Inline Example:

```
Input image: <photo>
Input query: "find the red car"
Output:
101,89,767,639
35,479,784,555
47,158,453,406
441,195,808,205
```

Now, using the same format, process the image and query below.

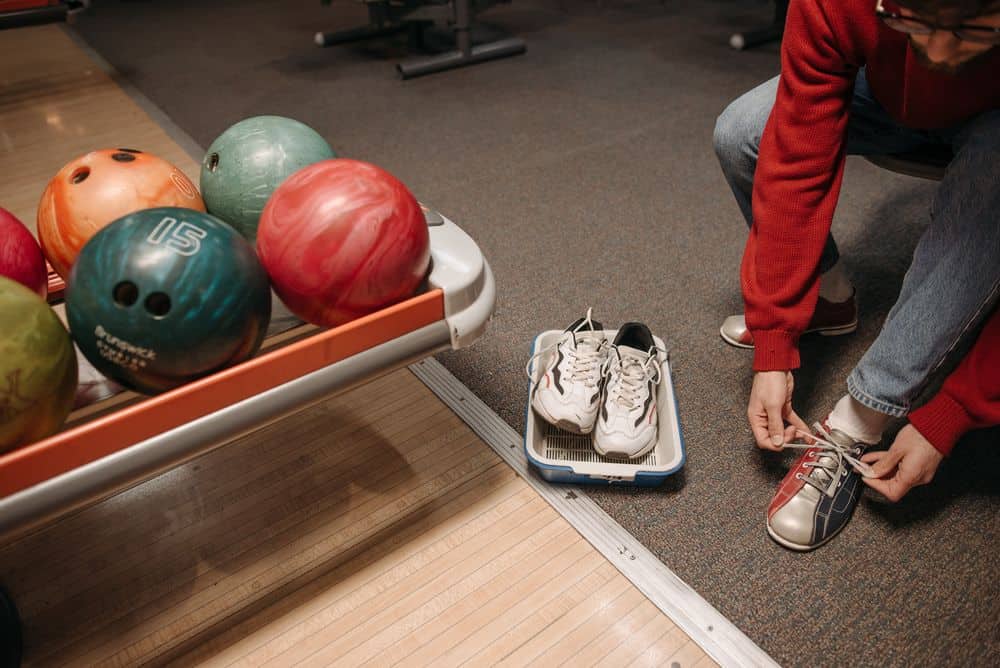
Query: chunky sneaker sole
592,430,657,460
593,323,662,460
530,403,593,436
720,292,858,349
528,310,609,435
766,424,870,551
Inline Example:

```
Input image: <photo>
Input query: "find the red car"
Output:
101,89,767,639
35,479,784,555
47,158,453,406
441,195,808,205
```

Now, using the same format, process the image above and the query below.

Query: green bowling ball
200,115,336,241
66,207,272,395
0,276,78,453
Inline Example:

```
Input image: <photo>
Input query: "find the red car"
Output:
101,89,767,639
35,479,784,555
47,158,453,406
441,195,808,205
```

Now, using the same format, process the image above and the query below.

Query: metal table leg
396,36,525,78
315,1,406,47
396,0,524,78
729,0,787,50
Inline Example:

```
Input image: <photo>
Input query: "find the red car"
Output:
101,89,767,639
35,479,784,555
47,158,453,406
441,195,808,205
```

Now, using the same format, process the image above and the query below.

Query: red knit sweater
742,0,1000,371
909,308,1000,455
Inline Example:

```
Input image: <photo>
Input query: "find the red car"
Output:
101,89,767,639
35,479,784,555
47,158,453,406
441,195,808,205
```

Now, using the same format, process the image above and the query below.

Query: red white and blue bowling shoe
528,309,609,434
767,424,874,551
592,323,662,460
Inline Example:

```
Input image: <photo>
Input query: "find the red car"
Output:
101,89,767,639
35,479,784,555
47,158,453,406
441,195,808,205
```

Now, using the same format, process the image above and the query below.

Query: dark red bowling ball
0,208,47,298
256,159,430,327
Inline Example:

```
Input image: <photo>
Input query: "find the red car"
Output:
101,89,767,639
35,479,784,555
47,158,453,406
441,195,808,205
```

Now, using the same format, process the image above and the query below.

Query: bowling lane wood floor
0,25,714,666
0,27,199,231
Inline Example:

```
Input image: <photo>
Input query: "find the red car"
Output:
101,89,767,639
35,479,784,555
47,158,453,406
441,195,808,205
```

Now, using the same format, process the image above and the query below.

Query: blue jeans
713,70,1000,417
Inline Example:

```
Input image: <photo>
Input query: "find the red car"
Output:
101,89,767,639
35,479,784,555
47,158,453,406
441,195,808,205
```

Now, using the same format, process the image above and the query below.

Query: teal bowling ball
200,115,336,241
66,207,272,395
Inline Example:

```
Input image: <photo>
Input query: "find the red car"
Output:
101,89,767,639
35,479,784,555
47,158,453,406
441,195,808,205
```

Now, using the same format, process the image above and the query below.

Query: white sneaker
527,309,609,434
593,323,662,460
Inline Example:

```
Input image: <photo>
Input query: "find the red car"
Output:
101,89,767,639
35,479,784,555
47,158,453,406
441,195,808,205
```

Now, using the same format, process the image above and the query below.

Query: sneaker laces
602,346,662,409
782,422,874,496
525,308,606,388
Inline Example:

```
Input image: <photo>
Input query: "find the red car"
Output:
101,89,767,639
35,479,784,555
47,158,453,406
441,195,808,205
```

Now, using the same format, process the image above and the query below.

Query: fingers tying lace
781,422,875,495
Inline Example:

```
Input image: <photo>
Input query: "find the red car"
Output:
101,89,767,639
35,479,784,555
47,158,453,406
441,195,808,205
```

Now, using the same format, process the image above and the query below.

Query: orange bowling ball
37,148,206,278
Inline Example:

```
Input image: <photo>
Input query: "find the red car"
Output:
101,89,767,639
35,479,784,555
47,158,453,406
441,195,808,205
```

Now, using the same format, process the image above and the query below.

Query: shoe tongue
617,345,650,363
825,428,861,450
807,428,864,486
566,316,602,333
574,330,605,346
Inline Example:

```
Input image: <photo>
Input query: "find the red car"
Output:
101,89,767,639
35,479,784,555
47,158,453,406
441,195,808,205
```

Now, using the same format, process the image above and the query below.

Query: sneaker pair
527,310,662,460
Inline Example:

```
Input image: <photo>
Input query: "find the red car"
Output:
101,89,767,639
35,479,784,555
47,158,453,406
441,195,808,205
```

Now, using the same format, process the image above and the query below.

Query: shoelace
602,346,662,409
525,308,607,388
782,422,875,496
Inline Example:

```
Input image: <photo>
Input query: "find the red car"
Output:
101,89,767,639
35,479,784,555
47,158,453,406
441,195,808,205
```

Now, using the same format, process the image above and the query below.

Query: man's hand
748,370,809,451
861,424,944,502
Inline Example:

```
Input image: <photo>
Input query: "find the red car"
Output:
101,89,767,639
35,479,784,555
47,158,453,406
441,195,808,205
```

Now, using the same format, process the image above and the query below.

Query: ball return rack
0,0,88,31
0,209,494,664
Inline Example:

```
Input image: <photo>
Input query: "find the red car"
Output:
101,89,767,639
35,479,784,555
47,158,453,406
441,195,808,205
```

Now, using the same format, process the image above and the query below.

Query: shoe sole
815,321,858,337
719,326,753,349
592,433,657,461
719,321,858,350
531,396,594,435
765,502,858,552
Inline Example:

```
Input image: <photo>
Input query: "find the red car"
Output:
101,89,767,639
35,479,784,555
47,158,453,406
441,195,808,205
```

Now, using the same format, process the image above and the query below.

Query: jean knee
712,100,751,169
712,82,774,174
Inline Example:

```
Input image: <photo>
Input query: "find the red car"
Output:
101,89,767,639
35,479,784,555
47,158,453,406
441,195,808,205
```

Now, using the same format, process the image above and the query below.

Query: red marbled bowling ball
256,159,430,327
0,207,47,298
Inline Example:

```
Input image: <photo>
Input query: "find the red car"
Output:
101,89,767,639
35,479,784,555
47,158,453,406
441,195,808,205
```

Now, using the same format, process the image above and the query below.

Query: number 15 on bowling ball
66,207,272,395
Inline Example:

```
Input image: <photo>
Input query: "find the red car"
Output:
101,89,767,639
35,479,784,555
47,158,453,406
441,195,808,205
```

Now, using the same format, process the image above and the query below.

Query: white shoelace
782,422,875,496
525,308,606,389
603,347,662,409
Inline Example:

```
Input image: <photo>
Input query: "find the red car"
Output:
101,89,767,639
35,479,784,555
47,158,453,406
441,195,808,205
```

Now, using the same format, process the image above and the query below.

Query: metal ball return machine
0,208,495,665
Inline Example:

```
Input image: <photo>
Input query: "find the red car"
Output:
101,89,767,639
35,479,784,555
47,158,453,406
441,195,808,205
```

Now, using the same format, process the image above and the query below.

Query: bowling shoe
592,323,662,460
527,309,609,434
719,292,858,349
766,423,873,551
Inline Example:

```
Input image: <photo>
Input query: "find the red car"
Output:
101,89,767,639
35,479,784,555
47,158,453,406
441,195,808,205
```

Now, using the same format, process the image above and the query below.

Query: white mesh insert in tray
541,422,659,467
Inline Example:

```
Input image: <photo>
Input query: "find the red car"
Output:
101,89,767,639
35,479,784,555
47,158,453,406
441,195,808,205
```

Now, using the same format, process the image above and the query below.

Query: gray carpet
71,1,999,665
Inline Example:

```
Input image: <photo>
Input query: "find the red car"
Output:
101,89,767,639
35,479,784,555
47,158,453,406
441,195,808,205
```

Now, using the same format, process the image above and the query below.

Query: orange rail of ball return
0,289,445,497
0,0,61,10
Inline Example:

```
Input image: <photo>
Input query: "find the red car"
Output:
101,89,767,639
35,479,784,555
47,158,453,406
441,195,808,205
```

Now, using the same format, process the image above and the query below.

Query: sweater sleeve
741,0,859,371
909,308,1000,456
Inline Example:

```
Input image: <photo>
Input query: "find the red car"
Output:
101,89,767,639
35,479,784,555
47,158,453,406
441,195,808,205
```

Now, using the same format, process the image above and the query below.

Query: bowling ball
66,207,272,395
200,116,336,242
0,276,78,453
0,208,47,297
257,159,430,328
37,148,206,279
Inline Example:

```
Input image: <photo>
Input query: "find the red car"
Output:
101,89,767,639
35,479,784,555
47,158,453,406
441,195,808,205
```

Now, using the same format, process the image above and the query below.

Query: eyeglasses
875,0,1000,44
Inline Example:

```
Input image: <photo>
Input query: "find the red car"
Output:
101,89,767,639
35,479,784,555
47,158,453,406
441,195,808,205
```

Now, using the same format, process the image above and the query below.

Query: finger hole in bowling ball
206,153,220,172
117,148,142,153
70,167,90,184
144,292,171,317
113,281,139,307
111,151,137,163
